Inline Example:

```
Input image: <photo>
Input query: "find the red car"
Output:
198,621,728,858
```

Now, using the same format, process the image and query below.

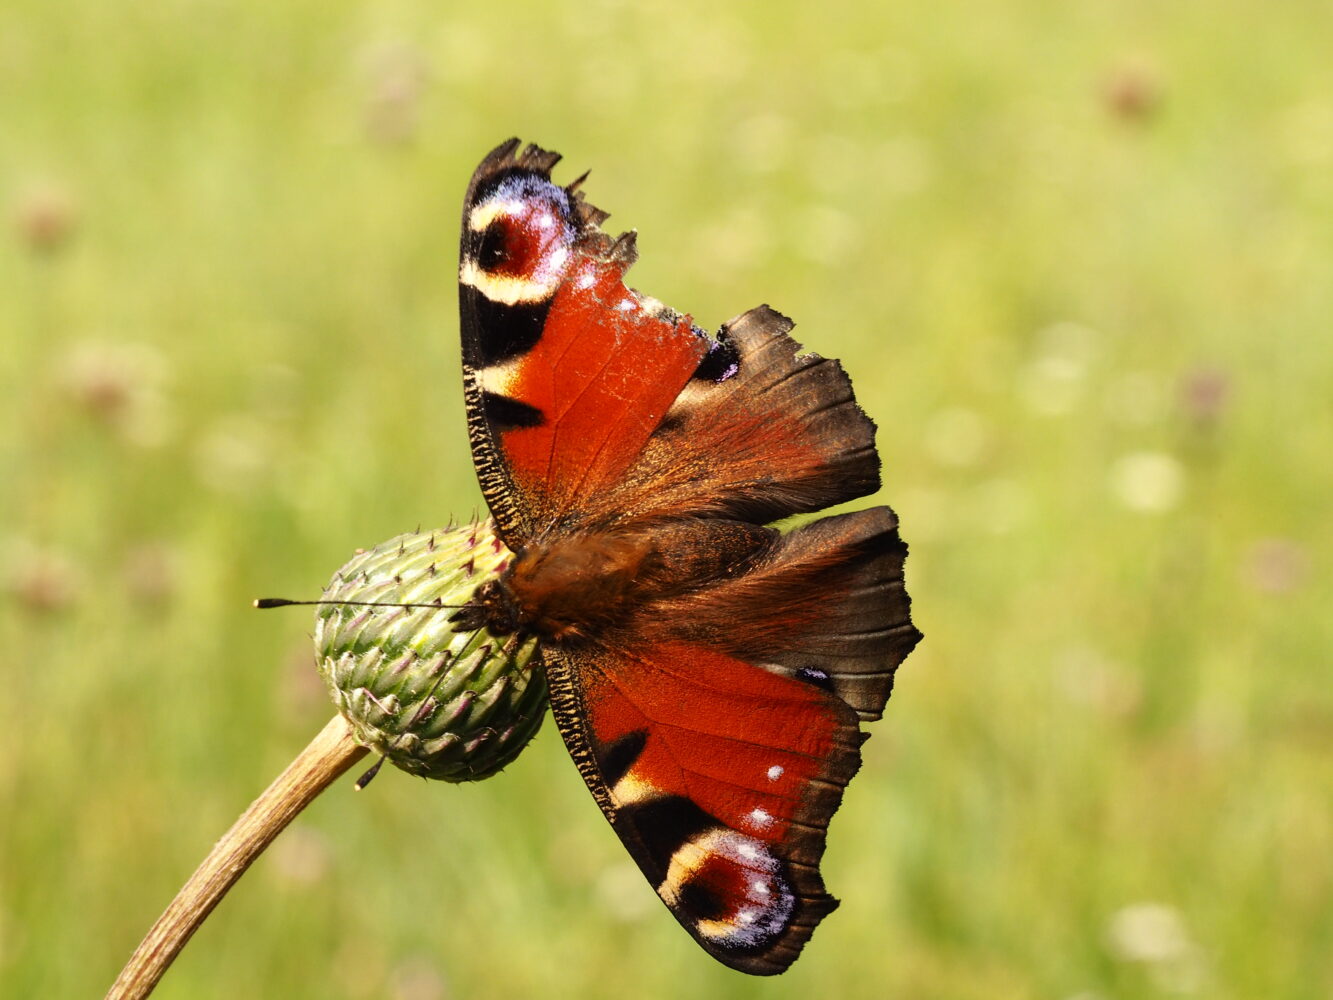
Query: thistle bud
314,520,545,782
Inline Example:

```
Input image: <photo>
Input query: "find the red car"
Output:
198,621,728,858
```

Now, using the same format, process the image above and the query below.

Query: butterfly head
452,530,686,645
450,576,520,636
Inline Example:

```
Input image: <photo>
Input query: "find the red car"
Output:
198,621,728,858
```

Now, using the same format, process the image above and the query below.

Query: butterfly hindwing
658,506,919,722
541,508,918,974
544,640,857,976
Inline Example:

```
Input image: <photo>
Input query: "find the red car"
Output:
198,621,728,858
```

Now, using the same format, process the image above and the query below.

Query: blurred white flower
1021,322,1102,416
1018,355,1085,416
1109,451,1185,513
924,407,987,467
1106,902,1190,963
1037,321,1103,368
1106,902,1208,993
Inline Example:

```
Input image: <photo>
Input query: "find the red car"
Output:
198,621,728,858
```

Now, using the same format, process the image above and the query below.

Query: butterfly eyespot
794,665,834,691
661,829,797,951
472,211,566,282
477,221,513,271
692,334,741,383
461,173,578,306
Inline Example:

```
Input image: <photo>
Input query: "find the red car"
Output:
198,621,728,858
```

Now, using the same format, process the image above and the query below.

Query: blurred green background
2,1,1330,997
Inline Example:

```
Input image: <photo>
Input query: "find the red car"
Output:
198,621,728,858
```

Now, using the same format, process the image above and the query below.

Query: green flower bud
314,520,545,782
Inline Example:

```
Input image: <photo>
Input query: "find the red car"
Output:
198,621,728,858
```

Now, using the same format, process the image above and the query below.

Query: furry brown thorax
454,519,776,642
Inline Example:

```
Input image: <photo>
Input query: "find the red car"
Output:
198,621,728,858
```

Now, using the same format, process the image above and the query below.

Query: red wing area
496,269,707,527
543,638,865,976
575,305,882,528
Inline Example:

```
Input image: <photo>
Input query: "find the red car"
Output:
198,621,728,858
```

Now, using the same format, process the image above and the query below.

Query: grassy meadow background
2,1,1330,997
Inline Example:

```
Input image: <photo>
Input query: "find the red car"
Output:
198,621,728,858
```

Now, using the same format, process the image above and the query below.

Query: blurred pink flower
1179,366,1231,429
3,540,81,613
57,340,172,445
362,42,429,144
12,180,78,254
1103,60,1164,122
122,542,178,607
1244,538,1310,594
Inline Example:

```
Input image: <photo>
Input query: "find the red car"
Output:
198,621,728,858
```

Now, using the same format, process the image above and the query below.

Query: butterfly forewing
459,140,715,544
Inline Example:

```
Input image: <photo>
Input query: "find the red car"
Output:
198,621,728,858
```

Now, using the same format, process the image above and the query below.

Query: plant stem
106,715,369,1000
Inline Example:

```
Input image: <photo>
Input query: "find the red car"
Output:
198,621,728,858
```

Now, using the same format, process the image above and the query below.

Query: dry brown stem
106,714,368,1000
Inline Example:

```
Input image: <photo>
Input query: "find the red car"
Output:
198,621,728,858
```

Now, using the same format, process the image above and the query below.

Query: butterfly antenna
254,597,467,610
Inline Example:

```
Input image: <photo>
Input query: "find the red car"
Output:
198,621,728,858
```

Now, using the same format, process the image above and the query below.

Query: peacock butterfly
452,139,921,975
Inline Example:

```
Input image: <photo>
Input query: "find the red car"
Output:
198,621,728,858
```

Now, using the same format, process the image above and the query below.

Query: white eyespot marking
658,828,796,949
616,298,636,311
767,765,784,781
459,260,559,305
467,198,519,234
472,356,523,397
461,178,576,305
610,769,661,807
797,666,830,686
576,270,596,289
746,807,773,830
